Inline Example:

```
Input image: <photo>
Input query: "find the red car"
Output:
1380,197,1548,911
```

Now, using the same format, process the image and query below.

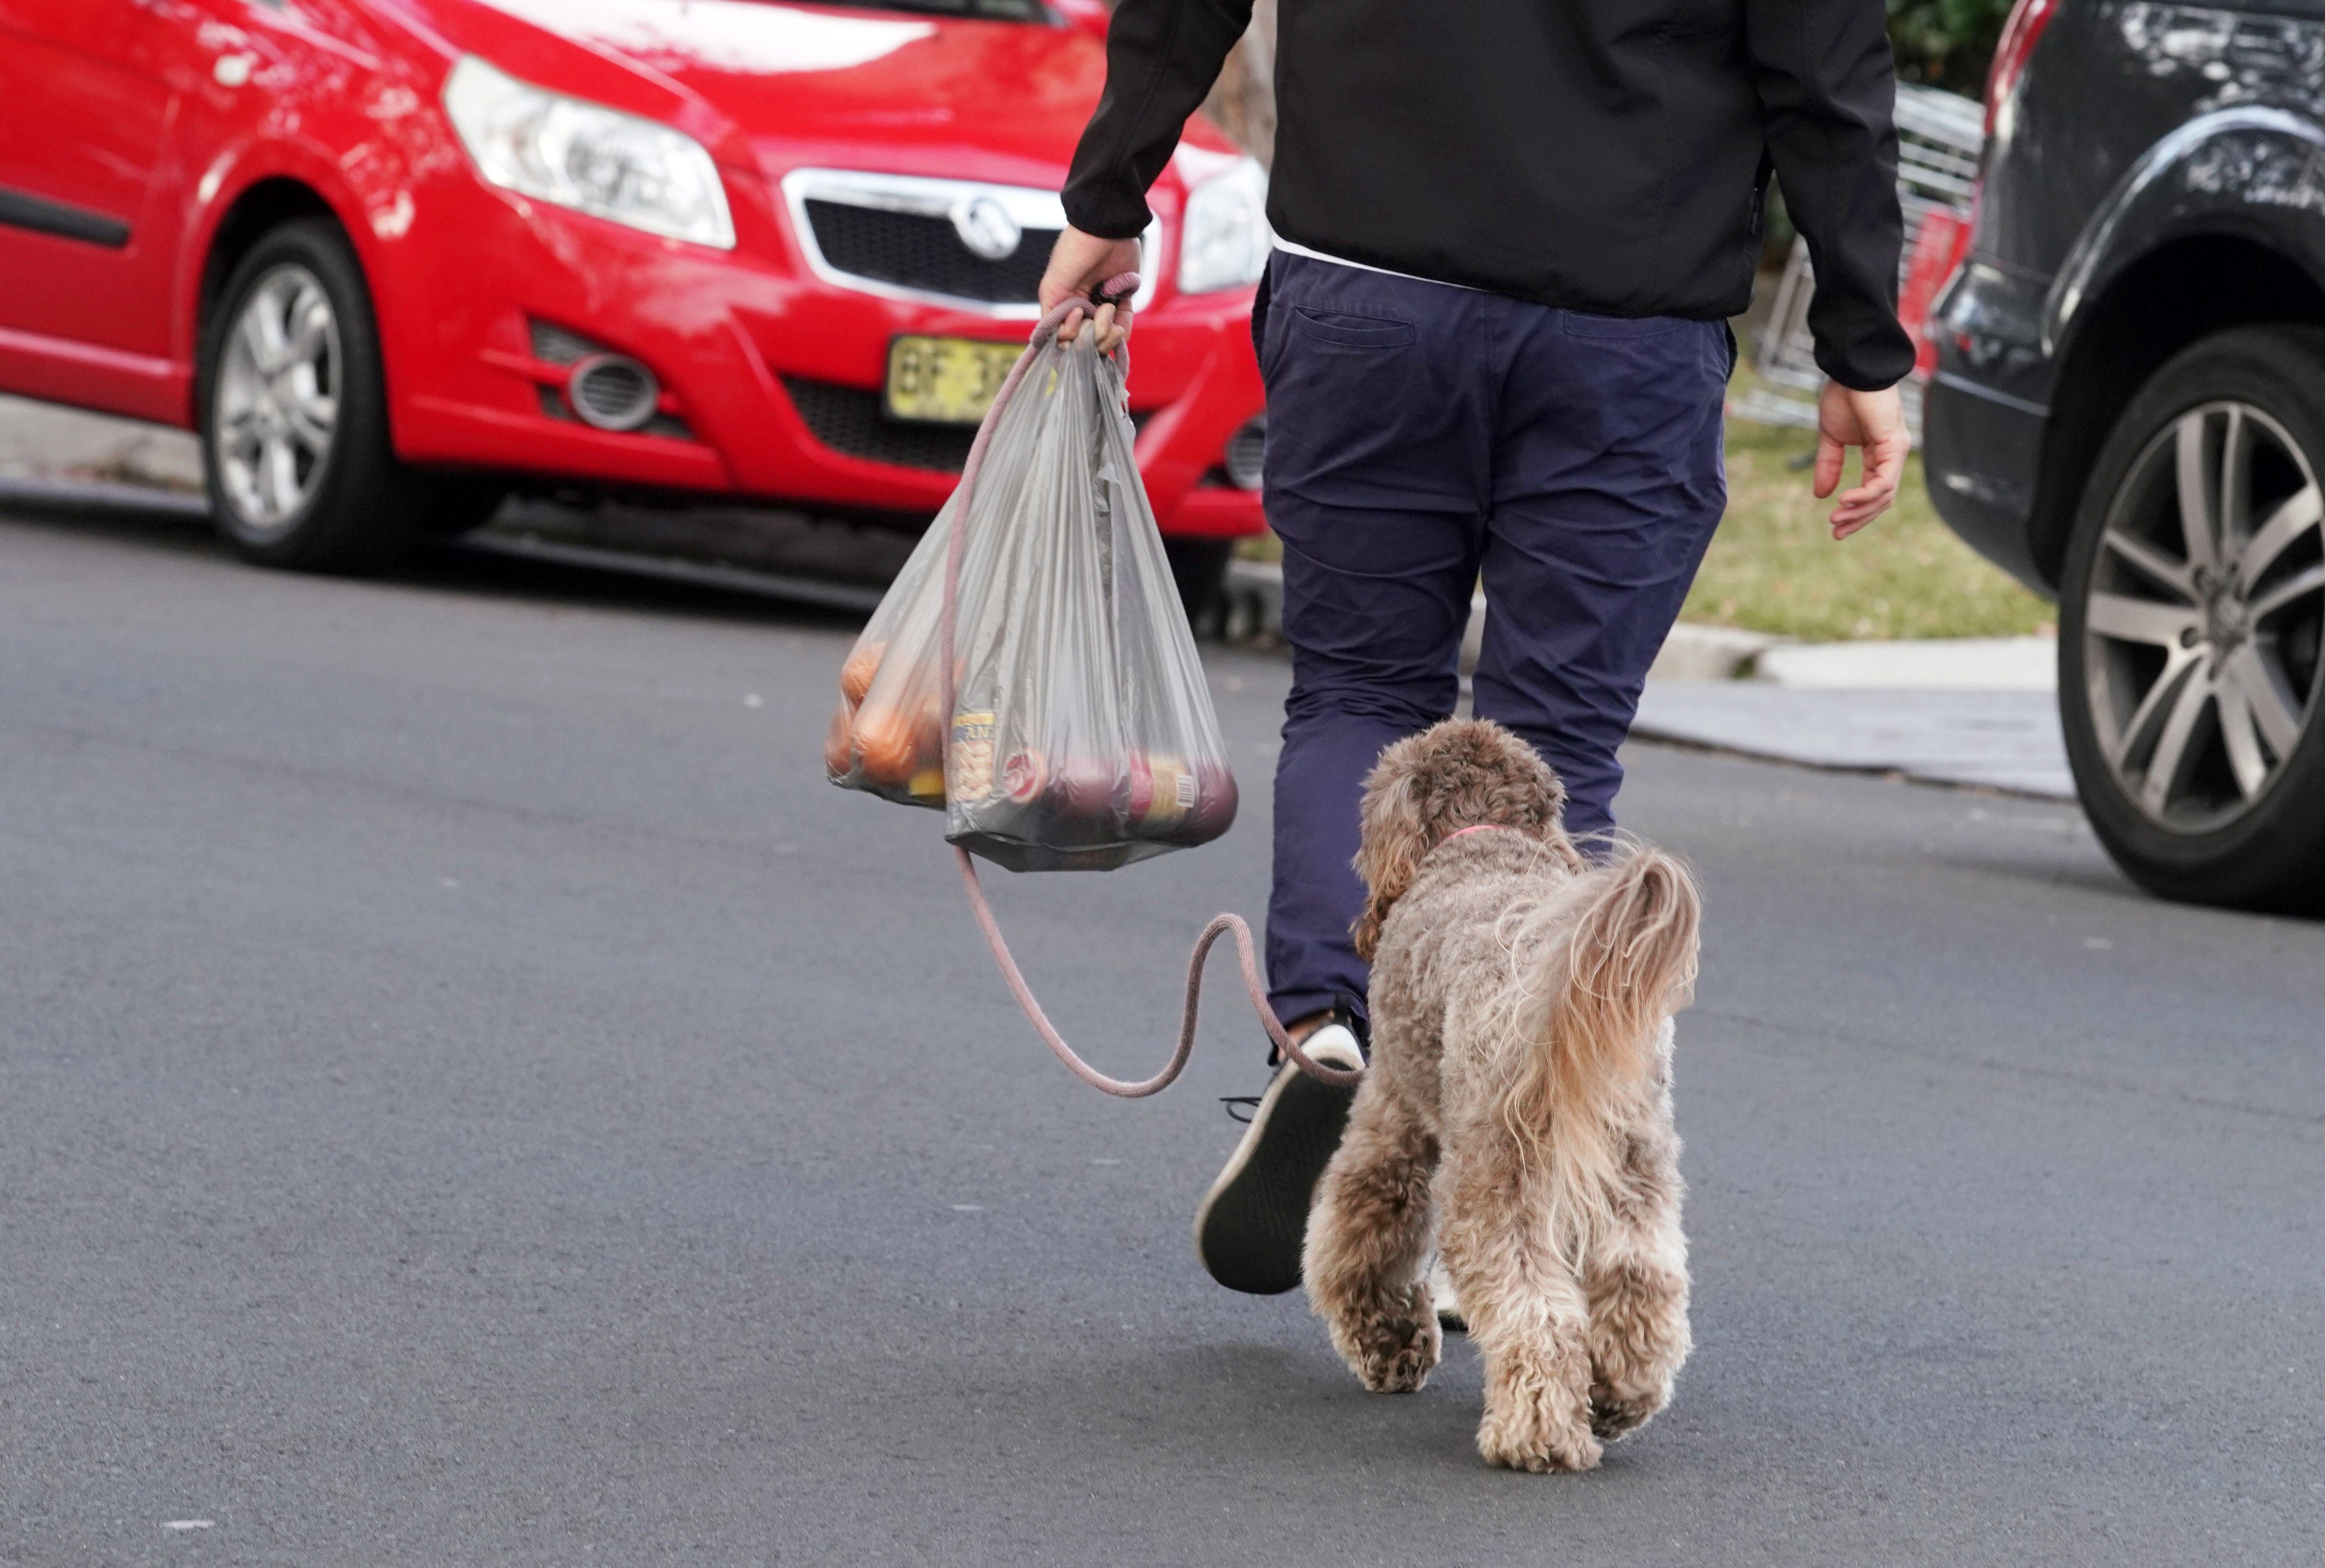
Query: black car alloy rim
2083,400,2325,831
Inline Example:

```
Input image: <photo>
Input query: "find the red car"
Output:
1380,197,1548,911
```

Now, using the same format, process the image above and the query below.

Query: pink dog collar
1440,823,1515,846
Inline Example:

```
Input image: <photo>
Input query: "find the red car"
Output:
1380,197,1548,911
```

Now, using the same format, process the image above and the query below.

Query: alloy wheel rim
215,265,341,535
2084,400,2325,831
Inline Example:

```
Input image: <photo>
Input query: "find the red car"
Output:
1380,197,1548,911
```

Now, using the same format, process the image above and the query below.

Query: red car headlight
442,56,736,250
1177,156,1270,294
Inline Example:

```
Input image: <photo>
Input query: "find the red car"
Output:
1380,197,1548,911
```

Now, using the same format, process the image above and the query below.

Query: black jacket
1062,0,1915,391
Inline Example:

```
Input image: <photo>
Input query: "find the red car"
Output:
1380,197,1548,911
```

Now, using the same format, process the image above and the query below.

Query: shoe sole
1192,1042,1362,1295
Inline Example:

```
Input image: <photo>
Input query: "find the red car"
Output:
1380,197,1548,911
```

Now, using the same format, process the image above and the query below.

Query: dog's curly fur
1302,719,1701,1473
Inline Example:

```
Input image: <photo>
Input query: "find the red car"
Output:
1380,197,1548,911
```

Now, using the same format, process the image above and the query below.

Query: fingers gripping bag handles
825,314,1238,872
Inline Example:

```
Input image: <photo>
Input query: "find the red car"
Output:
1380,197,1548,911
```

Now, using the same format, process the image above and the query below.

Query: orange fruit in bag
856,696,942,787
824,702,856,780
840,640,885,706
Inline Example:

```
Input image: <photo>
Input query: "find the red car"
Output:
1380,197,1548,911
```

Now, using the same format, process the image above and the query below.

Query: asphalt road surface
6,501,2323,1568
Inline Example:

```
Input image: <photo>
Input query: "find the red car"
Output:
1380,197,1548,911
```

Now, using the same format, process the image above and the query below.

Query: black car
1925,0,2325,911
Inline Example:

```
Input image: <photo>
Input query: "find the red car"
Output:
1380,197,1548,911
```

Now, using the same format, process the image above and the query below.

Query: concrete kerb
1221,558,2075,800
1230,558,1781,678
0,393,204,493
1223,558,1783,679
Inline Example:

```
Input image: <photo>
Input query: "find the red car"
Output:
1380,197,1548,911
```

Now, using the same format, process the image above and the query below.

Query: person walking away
1041,0,1914,1295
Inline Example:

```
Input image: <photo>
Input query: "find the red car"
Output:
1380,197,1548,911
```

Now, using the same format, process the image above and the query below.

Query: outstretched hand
1815,380,1909,539
1038,226,1141,353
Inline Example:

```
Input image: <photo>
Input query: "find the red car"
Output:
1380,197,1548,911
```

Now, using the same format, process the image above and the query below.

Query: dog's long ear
1350,740,1431,962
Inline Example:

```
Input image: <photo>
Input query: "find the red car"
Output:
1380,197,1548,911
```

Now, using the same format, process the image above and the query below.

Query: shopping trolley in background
1730,83,1985,442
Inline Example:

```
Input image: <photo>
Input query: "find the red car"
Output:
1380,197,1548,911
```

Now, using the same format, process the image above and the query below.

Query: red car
0,0,1269,592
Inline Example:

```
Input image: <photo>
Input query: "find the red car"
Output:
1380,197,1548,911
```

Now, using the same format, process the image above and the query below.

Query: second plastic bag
824,330,1237,872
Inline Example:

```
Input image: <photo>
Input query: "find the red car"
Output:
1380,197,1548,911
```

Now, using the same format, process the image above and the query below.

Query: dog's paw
1588,1386,1665,1441
1476,1407,1602,1474
1349,1307,1440,1394
1477,1342,1601,1471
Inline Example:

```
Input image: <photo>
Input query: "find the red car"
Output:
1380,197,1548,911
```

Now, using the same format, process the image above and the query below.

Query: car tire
421,476,508,537
2058,325,2325,913
1163,535,1234,633
199,216,424,573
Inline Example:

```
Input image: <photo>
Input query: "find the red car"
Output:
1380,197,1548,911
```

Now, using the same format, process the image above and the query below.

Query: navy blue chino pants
1257,252,1733,1032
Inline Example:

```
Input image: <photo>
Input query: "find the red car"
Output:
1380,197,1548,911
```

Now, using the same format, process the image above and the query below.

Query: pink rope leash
936,274,1362,1098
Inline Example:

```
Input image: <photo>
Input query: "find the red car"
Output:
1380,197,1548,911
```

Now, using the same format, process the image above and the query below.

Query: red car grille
781,377,1157,477
781,377,978,472
802,200,1056,305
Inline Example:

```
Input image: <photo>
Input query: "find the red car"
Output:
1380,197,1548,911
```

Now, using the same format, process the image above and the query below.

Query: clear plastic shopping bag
824,331,1238,872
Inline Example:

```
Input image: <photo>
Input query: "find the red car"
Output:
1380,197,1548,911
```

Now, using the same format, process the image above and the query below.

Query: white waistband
1271,237,1481,292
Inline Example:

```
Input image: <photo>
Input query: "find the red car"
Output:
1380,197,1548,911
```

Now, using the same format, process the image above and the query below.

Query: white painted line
162,1520,215,1532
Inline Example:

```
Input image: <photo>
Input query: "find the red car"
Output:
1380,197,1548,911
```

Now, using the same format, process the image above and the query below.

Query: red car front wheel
199,216,426,573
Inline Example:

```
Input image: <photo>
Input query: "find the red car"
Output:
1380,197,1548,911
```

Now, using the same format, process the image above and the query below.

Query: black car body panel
1925,0,2325,594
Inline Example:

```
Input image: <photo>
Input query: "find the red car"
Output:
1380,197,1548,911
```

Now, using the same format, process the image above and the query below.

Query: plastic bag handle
936,274,1362,1097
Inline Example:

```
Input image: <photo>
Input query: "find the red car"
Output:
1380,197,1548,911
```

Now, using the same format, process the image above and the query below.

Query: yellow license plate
885,335,1021,425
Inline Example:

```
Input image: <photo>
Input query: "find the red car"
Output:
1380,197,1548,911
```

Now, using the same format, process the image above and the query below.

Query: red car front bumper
377,161,1265,540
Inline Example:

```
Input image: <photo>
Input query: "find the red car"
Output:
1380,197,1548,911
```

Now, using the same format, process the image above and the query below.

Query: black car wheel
2059,326,2325,911
421,475,508,537
1163,535,1234,632
200,217,424,573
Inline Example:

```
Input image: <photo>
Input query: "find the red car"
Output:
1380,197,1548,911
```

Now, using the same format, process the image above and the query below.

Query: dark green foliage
1762,180,1795,270
1757,0,2005,265
1888,0,2013,97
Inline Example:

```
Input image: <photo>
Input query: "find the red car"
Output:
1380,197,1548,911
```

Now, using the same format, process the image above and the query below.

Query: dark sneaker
1192,1022,1365,1295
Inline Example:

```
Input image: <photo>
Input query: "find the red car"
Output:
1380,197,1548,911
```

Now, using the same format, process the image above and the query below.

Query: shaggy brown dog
1302,719,1701,1473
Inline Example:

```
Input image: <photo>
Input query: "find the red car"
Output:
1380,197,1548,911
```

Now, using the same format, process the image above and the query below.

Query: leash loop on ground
937,275,1363,1098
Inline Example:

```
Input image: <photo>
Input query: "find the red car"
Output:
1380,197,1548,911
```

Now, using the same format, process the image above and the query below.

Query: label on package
949,711,996,799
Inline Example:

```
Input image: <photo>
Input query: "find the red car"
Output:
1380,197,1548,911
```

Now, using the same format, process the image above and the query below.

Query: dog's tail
1493,843,1701,1247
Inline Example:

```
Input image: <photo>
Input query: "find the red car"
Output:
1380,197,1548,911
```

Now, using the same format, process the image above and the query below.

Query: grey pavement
1633,682,2075,798
1634,631,2076,800
5,499,2325,1566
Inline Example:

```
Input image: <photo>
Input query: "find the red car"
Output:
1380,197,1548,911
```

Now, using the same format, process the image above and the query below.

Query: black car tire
199,217,424,573
2059,325,2325,912
1163,535,1233,633
421,476,508,537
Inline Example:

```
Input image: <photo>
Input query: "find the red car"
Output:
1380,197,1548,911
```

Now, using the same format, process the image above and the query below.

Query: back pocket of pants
1291,306,1417,349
